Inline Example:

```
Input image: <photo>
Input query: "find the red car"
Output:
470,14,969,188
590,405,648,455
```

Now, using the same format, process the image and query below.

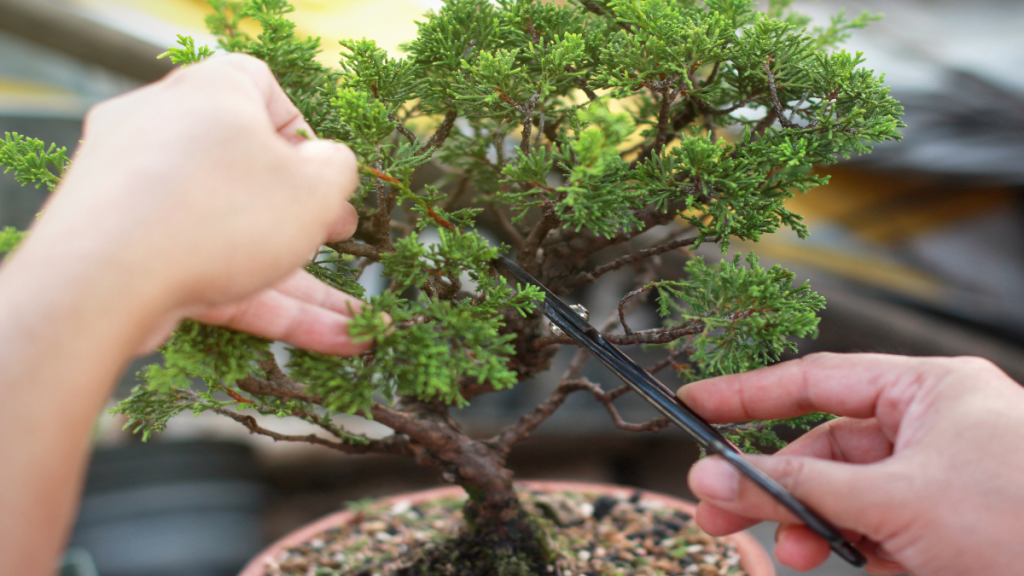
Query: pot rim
239,479,775,576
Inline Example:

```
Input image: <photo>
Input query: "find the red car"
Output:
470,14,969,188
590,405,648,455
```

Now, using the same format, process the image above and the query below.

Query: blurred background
2,0,1023,575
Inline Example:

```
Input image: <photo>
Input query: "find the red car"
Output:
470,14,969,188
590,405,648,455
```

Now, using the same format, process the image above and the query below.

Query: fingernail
694,457,739,501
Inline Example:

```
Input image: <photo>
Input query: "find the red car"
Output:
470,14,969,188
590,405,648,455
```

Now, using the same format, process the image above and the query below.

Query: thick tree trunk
401,414,554,575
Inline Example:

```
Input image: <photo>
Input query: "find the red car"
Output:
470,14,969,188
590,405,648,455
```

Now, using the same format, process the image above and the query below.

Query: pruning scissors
495,255,867,568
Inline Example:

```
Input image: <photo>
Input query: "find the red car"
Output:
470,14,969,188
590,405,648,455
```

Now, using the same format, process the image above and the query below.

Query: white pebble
594,546,606,558
309,538,325,549
579,503,594,518
390,500,412,515
577,550,592,562
638,499,665,510
686,544,703,553
374,531,393,542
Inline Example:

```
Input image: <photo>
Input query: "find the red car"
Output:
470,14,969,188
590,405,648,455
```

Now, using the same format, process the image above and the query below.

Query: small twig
418,110,459,155
181,390,411,456
618,285,657,335
763,61,800,129
562,235,699,290
647,346,691,375
488,203,525,247
443,178,472,212
517,202,560,274
390,113,417,145
519,91,542,153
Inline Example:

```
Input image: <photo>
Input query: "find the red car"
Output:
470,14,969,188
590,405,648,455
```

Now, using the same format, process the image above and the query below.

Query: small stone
374,531,393,542
611,501,636,523
579,502,594,518
389,500,412,515
593,546,607,559
634,547,647,556
361,520,388,533
534,493,584,527
698,563,718,576
577,549,591,562
593,496,618,521
629,490,643,504
618,550,635,561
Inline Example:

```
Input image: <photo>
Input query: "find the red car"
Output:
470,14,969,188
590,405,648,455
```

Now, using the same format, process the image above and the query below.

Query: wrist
0,223,174,361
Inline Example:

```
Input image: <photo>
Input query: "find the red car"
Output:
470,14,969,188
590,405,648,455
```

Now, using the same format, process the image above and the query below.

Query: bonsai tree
0,0,902,572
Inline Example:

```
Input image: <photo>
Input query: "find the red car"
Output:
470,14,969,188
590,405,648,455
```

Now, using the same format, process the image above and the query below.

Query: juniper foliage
2,0,903,542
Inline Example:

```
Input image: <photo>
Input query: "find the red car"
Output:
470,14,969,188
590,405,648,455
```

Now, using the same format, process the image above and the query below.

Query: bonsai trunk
399,402,555,575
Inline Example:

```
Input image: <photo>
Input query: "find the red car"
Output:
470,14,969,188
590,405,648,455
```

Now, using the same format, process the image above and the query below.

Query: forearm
0,226,168,576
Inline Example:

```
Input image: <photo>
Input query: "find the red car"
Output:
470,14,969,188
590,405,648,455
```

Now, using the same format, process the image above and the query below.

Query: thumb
689,454,896,540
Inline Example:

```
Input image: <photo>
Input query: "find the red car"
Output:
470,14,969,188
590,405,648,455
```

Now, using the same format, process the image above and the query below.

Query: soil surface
261,489,746,576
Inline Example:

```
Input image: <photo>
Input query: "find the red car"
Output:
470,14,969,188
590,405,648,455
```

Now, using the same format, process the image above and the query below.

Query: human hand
30,54,368,354
679,353,1024,576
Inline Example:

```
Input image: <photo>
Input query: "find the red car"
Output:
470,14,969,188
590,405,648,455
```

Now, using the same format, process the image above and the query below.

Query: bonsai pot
240,480,774,576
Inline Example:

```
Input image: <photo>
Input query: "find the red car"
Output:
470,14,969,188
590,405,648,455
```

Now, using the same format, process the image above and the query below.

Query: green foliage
111,386,198,441
159,35,216,65
110,0,901,463
137,320,271,392
0,132,69,191
724,413,835,453
0,227,25,255
655,253,825,377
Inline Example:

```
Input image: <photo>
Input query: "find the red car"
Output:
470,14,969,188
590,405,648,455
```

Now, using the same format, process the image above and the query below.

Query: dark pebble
660,519,684,532
386,525,400,536
629,490,643,504
674,510,692,523
593,496,618,521
651,526,670,539
627,531,648,541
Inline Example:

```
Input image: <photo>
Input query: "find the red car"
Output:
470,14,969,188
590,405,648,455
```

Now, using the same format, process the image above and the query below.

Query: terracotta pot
240,480,775,576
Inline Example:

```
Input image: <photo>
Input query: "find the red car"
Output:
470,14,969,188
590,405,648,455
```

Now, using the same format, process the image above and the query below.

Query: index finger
676,352,945,423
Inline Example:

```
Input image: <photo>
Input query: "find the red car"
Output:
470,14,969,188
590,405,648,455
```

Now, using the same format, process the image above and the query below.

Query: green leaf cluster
0,227,25,255
656,253,825,377
159,34,216,65
0,132,69,191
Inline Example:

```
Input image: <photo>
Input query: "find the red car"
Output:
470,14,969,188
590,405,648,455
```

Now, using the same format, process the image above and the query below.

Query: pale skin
681,353,1024,575
1,56,1022,576
0,55,366,575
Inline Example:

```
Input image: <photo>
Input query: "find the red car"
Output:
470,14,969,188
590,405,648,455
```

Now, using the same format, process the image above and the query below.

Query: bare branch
390,113,417,145
519,91,542,154
327,239,382,261
181,390,412,456
561,235,699,290
566,65,598,101
418,110,459,155
532,320,702,349
647,346,691,375
763,62,800,130
517,202,560,274
618,285,656,335
488,203,525,247
488,378,601,453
